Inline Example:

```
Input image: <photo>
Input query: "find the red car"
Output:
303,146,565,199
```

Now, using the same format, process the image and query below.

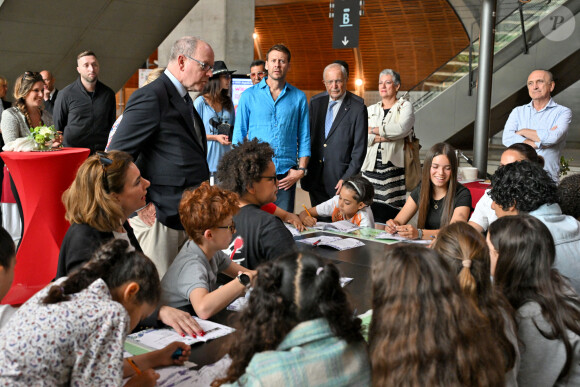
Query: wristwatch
417,229,423,240
296,167,308,176
237,273,251,287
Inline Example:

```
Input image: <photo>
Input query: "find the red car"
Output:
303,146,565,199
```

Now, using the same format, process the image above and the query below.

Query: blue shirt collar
526,98,556,112
164,69,188,98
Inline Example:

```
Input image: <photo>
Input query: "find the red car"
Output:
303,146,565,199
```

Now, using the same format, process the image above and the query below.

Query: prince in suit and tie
108,36,213,277
302,63,368,207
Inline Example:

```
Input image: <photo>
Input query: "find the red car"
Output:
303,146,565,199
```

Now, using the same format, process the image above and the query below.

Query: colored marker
171,348,183,360
312,239,322,246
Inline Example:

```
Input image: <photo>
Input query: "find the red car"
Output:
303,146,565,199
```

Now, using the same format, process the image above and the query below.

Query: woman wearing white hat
194,61,236,183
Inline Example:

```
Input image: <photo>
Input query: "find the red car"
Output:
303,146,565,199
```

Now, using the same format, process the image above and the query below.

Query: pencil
127,358,142,375
302,204,312,217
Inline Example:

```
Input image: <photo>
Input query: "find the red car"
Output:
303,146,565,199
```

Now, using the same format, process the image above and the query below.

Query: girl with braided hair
212,251,370,386
0,239,190,387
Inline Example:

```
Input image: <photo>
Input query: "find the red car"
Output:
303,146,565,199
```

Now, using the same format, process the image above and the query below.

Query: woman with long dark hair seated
0,240,190,386
58,150,202,336
369,244,505,386
489,215,580,386
385,142,471,240
212,251,370,386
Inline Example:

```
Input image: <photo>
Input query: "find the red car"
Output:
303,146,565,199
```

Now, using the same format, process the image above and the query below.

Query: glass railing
411,0,571,110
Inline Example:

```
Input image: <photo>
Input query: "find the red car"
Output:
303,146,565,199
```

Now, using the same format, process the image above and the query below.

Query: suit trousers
129,215,187,279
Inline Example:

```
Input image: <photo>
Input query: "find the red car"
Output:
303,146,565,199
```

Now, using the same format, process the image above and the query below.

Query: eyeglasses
184,54,214,72
323,79,344,86
216,222,236,233
259,175,278,182
96,151,112,193
248,71,266,78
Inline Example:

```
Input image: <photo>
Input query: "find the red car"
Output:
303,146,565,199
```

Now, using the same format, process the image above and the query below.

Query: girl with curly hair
489,215,580,386
385,142,472,239
212,251,370,386
161,182,256,319
433,222,519,386
369,244,504,386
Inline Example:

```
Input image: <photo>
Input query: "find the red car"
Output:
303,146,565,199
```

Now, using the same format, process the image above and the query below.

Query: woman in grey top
1,71,53,143
489,215,580,386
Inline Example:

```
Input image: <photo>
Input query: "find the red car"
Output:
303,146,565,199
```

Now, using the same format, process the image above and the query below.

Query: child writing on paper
161,182,256,319
0,240,190,387
299,175,375,228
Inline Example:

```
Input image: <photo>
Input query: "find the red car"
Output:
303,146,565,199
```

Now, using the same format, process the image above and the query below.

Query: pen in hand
126,358,142,375
302,204,313,218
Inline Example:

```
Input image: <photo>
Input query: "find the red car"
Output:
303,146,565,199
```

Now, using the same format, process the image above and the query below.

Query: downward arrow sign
342,36,349,45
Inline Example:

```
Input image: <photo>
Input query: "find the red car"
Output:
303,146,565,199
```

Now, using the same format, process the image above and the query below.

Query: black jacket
54,78,116,153
107,73,209,230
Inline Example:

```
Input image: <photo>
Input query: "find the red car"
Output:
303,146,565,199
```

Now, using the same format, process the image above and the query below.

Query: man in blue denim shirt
502,69,572,181
233,44,310,213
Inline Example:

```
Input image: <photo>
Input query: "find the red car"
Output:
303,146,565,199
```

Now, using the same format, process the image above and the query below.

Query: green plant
560,155,573,177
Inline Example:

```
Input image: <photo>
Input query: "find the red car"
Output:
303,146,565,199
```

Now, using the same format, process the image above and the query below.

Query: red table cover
462,181,491,210
0,148,90,305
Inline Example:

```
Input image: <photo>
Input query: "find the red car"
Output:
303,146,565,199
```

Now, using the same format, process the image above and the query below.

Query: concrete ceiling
0,0,198,95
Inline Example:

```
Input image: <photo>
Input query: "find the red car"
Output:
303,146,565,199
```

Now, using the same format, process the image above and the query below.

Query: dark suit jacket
107,73,209,230
302,91,368,197
43,89,58,116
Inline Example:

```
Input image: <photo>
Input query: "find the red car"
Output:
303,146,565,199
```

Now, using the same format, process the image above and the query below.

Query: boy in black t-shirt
217,139,295,269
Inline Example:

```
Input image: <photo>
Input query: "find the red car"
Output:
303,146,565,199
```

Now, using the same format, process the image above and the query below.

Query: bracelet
417,229,423,239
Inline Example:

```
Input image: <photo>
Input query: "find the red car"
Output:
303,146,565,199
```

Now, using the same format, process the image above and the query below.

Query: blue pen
171,348,183,360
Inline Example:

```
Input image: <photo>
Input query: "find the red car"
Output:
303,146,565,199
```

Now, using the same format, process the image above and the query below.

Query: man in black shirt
53,51,116,154
217,138,295,269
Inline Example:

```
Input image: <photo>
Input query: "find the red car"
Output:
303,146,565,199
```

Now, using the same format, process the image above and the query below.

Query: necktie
325,100,338,138
184,93,203,145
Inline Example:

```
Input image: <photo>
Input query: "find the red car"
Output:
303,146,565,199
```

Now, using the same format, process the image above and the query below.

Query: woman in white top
361,69,414,224
468,143,544,232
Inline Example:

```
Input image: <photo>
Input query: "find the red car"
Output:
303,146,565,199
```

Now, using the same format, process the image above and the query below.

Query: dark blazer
43,89,58,116
108,73,209,230
302,91,368,197
56,222,141,279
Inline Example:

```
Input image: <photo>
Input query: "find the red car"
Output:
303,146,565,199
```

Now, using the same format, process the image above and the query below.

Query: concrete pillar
158,0,255,74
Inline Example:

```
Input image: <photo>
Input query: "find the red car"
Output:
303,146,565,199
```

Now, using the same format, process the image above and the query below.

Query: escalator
411,0,580,149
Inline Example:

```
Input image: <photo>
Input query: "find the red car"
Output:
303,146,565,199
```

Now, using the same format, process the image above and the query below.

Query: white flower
39,127,54,137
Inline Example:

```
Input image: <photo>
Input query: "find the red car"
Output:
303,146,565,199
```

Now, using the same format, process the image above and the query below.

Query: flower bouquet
28,125,61,151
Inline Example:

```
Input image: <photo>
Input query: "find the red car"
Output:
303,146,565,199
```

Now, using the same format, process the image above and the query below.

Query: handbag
404,130,421,191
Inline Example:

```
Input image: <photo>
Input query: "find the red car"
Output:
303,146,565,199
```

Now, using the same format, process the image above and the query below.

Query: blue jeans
274,172,296,213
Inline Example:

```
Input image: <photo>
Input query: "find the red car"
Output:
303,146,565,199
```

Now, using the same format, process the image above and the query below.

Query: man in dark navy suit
301,63,368,207
108,36,213,277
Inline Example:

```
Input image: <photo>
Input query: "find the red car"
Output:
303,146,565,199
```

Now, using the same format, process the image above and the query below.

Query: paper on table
284,223,302,236
310,220,360,233
322,237,365,250
340,277,353,287
126,318,235,350
296,235,343,245
375,232,433,245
